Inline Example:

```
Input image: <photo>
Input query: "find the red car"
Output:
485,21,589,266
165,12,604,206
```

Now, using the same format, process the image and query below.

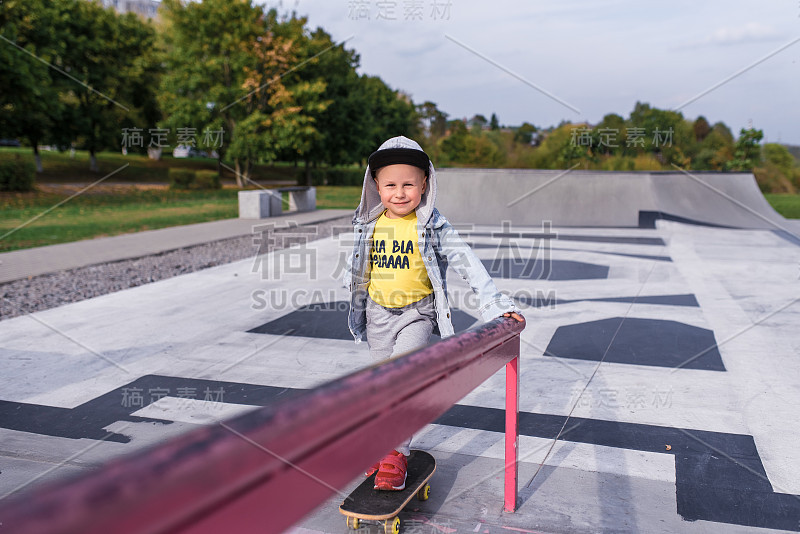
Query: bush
296,168,325,186
327,168,366,186
763,144,795,177
193,170,221,189
600,155,635,171
168,168,195,190
632,155,663,171
0,157,36,192
754,163,796,194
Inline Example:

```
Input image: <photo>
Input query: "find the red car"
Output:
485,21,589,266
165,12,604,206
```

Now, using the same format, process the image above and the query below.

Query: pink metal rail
0,316,524,534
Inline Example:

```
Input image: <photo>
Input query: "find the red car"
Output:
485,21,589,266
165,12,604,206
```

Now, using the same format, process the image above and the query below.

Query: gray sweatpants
366,293,436,455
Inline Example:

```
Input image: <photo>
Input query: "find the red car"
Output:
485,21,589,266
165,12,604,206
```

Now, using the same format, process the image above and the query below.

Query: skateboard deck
340,450,436,533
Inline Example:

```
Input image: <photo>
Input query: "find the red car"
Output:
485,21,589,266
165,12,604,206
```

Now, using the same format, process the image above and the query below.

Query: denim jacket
343,136,518,343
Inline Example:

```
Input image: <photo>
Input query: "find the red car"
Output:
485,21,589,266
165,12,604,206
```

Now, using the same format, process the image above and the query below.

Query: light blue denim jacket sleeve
343,222,372,342
432,212,518,322
341,229,354,291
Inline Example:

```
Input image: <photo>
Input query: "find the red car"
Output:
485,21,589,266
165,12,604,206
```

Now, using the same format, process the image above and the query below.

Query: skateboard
340,450,436,534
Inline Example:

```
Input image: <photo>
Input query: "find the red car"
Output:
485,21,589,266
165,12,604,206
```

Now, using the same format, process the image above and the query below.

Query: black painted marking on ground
0,376,297,442
638,211,734,229
513,293,699,309
247,301,477,340
2,375,796,530
544,317,725,371
481,258,609,281
468,242,673,262
0,401,132,442
436,405,799,532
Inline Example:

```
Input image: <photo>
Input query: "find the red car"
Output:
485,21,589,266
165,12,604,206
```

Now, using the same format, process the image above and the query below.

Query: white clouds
263,0,800,143
704,22,784,46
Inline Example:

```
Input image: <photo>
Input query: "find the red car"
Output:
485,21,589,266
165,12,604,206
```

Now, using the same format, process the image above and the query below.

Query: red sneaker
365,460,381,477
374,450,407,491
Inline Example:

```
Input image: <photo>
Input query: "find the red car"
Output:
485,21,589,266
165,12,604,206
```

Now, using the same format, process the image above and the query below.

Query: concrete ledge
287,187,316,212
238,187,316,218
238,190,282,218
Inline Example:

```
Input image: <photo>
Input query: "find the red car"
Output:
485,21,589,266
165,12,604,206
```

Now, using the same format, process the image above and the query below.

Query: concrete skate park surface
1,172,799,533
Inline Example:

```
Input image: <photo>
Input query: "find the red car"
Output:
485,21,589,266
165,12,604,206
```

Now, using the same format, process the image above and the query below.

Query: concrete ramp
647,172,787,229
436,169,789,230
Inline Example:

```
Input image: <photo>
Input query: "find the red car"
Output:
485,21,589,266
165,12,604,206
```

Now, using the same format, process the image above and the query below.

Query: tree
354,75,416,159
1,0,64,172
489,113,500,130
755,143,797,193
437,120,504,167
513,122,537,145
221,10,331,183
229,25,328,182
690,124,734,170
711,122,734,143
438,120,471,164
160,1,328,186
693,116,711,142
558,141,592,168
626,101,692,166
160,0,266,186
726,127,763,171
592,113,625,156
55,1,159,171
2,1,161,172
762,144,794,177
416,101,448,140
277,22,362,176
528,123,576,169
469,114,487,132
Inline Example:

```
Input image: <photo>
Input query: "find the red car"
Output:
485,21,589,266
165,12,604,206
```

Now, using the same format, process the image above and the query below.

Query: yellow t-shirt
368,210,433,308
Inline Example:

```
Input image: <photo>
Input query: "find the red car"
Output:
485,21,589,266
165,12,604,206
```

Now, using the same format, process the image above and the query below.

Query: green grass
0,188,238,252
765,194,800,219
0,185,362,252
315,186,361,209
0,145,363,252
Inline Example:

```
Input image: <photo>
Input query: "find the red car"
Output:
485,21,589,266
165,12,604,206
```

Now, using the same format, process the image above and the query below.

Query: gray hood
353,136,437,226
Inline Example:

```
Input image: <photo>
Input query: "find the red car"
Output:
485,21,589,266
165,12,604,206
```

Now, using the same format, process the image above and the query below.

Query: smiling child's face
374,164,427,219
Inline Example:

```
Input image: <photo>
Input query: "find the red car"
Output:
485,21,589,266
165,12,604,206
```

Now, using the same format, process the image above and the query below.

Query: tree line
419,102,799,194
2,1,797,192
1,0,416,186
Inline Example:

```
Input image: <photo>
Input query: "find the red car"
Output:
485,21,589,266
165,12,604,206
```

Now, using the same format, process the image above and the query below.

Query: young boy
344,135,523,490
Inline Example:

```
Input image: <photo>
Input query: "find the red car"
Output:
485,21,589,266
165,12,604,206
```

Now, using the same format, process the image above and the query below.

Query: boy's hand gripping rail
0,316,524,534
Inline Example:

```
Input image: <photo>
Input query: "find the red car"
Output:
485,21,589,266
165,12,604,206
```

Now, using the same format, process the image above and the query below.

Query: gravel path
0,216,351,321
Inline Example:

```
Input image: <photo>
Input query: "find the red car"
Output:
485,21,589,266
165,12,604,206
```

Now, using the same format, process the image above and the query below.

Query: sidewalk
0,209,352,284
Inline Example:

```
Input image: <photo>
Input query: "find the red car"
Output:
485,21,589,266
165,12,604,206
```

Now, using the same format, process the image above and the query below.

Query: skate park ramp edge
435,168,790,231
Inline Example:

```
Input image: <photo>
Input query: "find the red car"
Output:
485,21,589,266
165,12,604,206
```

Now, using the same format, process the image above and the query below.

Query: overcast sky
259,0,800,144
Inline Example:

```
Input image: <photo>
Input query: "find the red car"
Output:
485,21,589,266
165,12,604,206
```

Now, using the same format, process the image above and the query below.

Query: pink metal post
504,353,520,512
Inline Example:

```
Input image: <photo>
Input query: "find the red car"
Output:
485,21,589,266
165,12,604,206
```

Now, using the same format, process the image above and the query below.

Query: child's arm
433,217,521,322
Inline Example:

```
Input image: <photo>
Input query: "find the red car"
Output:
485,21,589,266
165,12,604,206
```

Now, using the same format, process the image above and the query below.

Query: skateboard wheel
384,516,400,534
346,516,360,529
417,483,430,501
